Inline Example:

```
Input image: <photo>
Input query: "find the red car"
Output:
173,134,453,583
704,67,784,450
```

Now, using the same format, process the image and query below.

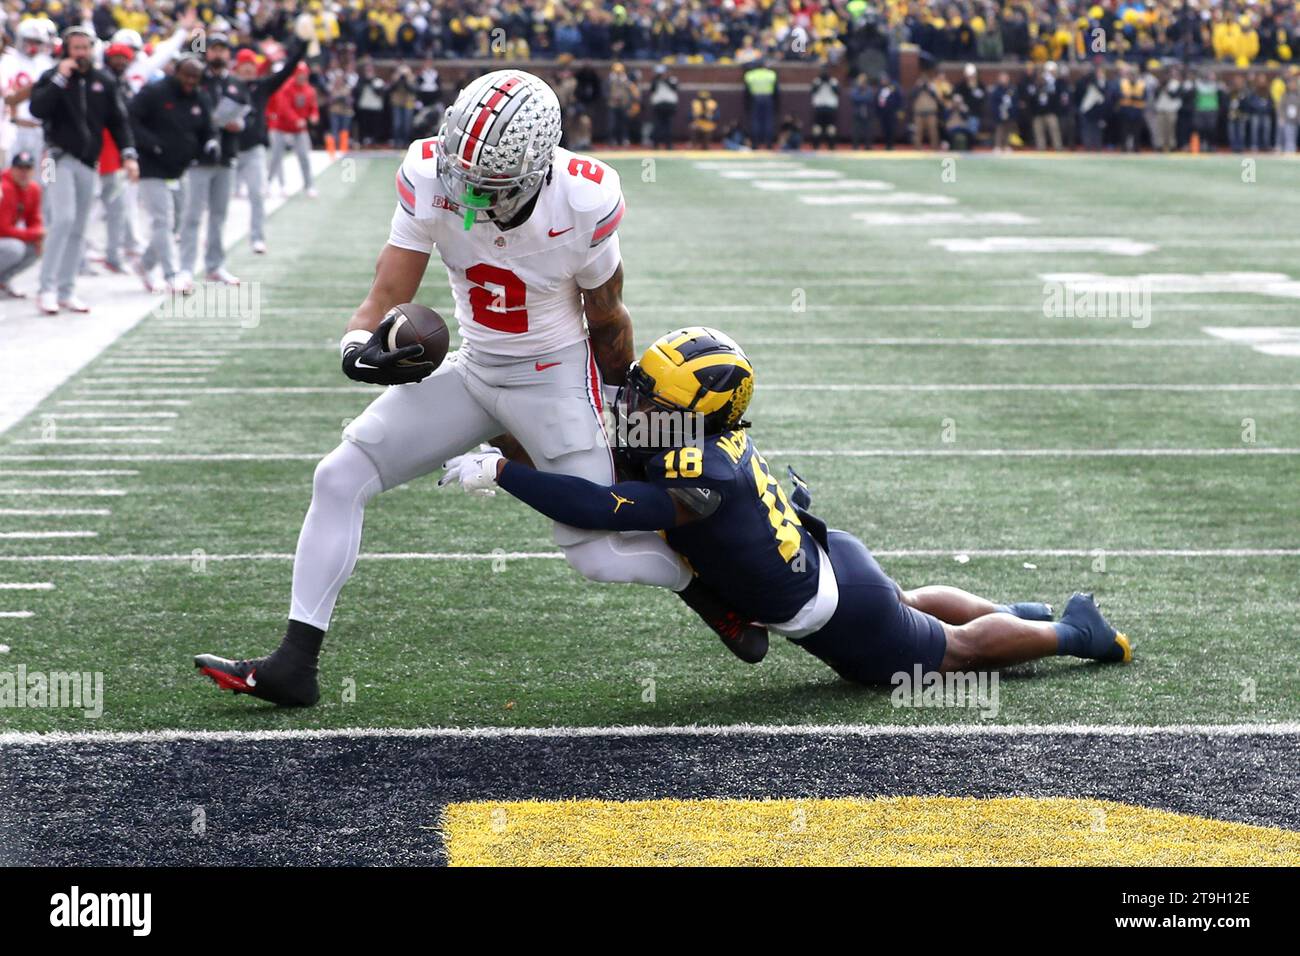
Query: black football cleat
676,579,769,664
194,651,320,706
706,611,770,664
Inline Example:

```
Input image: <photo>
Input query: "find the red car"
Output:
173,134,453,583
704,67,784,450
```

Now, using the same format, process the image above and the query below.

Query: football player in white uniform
4,19,56,161
196,70,763,705
113,14,199,95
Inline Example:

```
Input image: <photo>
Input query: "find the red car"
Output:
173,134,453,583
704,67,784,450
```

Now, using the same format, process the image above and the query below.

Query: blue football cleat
1058,593,1132,663
1007,601,1054,621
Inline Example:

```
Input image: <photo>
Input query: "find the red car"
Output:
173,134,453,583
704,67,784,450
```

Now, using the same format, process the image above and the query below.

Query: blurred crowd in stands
1,1,1298,67
2,1,1299,312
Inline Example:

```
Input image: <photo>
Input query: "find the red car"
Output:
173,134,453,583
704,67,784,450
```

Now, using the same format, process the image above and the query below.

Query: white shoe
37,291,59,314
59,295,91,313
133,259,161,293
172,270,195,295
251,240,267,254
306,187,319,199
0,282,26,299
206,267,240,286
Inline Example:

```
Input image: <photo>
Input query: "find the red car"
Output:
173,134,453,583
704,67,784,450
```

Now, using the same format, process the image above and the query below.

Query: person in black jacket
179,32,248,288
130,57,213,294
234,40,306,255
29,25,137,315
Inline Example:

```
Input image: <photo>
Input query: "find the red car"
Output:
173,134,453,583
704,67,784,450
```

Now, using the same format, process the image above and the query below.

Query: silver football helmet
436,69,563,228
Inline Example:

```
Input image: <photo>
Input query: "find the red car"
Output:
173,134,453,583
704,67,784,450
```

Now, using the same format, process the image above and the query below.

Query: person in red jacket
0,152,44,298
267,63,319,198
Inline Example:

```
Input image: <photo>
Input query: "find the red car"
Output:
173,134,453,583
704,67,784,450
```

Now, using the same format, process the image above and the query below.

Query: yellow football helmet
618,327,755,441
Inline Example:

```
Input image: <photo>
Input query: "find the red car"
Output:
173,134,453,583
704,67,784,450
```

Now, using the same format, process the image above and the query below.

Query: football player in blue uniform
444,327,1132,682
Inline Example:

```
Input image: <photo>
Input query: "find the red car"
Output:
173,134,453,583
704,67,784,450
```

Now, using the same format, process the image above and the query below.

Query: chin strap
462,186,490,230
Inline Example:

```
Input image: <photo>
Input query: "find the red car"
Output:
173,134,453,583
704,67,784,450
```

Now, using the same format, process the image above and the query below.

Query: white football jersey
0,52,17,151
387,139,626,360
5,49,54,124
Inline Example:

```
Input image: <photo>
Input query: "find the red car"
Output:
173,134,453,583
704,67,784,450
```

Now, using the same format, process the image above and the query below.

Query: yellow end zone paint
443,796,1300,867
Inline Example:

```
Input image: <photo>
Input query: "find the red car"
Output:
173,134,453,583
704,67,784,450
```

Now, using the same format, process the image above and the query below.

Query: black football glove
341,313,435,386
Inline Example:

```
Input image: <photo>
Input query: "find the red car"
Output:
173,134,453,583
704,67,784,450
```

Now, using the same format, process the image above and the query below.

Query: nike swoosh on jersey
547,226,574,237
535,361,562,371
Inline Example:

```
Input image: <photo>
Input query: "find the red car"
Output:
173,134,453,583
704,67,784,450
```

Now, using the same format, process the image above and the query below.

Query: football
384,303,450,369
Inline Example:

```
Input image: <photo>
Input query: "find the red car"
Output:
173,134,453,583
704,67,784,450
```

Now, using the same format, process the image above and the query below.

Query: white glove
439,445,504,497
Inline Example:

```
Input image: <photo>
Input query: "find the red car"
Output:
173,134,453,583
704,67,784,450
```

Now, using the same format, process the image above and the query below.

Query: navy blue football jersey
643,430,821,623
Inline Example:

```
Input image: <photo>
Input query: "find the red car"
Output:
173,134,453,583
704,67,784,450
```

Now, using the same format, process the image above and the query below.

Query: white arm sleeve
575,232,622,290
387,204,437,254
138,29,188,78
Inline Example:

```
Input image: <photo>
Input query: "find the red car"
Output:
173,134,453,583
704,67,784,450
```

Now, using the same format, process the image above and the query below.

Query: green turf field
2,152,1298,733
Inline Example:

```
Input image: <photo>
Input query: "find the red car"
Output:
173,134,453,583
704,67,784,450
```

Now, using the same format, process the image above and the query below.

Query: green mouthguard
462,186,491,230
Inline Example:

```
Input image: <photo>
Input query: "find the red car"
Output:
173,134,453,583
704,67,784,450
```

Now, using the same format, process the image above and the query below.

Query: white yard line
0,509,112,516
61,383,1300,398
0,531,98,540
31,426,174,433
57,400,191,407
3,722,1298,747
0,453,318,462
0,582,53,590
0,611,34,619
11,438,166,445
41,413,178,420
104,336,1244,351
1,548,1295,564
767,447,1300,457
764,383,1300,392
742,337,1234,347
0,469,138,476
78,378,210,385
0,489,128,497
0,447,1295,464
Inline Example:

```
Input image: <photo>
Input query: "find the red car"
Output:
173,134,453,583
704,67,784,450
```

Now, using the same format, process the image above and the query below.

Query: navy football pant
792,530,948,684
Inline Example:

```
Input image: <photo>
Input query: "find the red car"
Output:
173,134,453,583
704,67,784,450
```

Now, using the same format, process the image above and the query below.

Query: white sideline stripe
0,489,127,497
0,508,111,516
0,530,97,539
0,582,53,590
60,383,1300,398
42,413,178,420
3,722,1298,747
0,611,33,619
2,548,1296,564
0,469,138,476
